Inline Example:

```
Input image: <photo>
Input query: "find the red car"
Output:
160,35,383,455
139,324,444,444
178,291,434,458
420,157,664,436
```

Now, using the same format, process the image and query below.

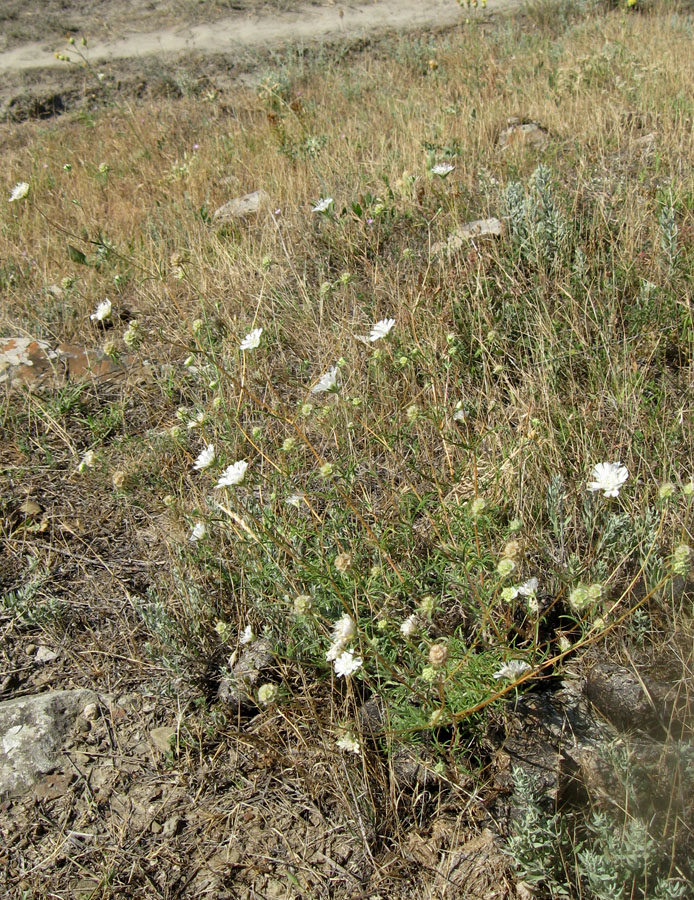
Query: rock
432,217,505,255
0,689,97,798
585,662,682,737
162,814,182,837
82,702,99,721
217,639,274,712
212,189,270,225
35,646,58,663
0,336,127,393
19,499,42,518
498,117,549,151
150,725,177,755
498,683,605,813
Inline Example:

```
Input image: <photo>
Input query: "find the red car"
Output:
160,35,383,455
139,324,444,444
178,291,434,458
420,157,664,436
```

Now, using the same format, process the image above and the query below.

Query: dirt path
0,0,513,73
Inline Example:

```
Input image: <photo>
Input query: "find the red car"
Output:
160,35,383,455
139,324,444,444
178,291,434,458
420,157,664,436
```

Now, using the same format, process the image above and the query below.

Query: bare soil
0,0,511,124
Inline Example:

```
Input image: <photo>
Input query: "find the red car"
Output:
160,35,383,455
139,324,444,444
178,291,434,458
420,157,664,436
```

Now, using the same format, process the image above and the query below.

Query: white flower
240,327,263,351
587,462,629,498
257,683,278,705
9,181,29,202
90,299,112,322
215,460,248,488
368,318,395,342
78,449,96,472
189,522,206,542
337,732,361,754
333,649,362,678
400,614,418,637
506,577,539,600
311,365,339,394
312,197,333,213
331,613,356,646
286,493,304,508
240,624,254,644
493,660,531,681
193,444,215,471
431,163,455,177
452,408,466,423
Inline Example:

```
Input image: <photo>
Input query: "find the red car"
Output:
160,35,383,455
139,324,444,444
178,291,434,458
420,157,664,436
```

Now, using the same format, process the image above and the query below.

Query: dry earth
0,0,517,123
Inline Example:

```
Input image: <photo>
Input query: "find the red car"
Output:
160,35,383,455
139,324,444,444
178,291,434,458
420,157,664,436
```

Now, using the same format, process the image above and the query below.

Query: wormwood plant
508,766,690,899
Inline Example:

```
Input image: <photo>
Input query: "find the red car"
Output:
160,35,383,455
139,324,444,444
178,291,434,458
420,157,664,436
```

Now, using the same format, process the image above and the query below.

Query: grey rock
217,639,274,712
35,646,58,663
585,662,682,737
498,117,549,151
150,725,177,755
0,689,97,798
432,217,505,256
212,189,270,224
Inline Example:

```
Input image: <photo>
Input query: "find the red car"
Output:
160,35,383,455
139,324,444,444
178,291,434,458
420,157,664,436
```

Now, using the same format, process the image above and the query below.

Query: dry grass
1,2,693,897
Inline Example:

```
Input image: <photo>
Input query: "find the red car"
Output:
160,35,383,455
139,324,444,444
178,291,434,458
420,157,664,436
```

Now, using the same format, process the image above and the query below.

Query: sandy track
0,0,514,72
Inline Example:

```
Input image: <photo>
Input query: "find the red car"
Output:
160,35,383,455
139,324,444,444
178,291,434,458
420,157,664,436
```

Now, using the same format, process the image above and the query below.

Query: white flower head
240,624,254,645
90,299,112,322
311,365,339,394
193,444,215,471
312,197,333,213
431,162,455,177
516,577,539,597
337,731,361,754
9,181,30,202
286,493,304,508
240,327,263,351
331,613,356,646
257,683,279,705
189,521,206,542
369,318,395,342
400,614,418,638
587,462,629,498
78,449,96,472
333,649,362,678
215,460,248,488
493,660,531,681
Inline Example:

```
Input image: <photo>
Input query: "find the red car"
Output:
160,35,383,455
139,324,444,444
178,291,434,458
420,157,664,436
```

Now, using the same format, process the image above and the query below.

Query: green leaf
67,245,87,265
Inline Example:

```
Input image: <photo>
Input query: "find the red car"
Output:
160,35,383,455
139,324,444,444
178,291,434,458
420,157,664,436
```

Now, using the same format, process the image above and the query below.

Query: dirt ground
0,0,347,52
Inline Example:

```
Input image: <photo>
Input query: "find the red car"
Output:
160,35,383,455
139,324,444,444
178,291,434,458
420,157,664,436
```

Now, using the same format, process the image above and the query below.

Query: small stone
25,644,36,656
150,726,177,755
35,646,58,663
116,693,140,710
162,814,182,837
150,820,162,834
82,702,98,721
19,499,42,518
212,189,270,225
